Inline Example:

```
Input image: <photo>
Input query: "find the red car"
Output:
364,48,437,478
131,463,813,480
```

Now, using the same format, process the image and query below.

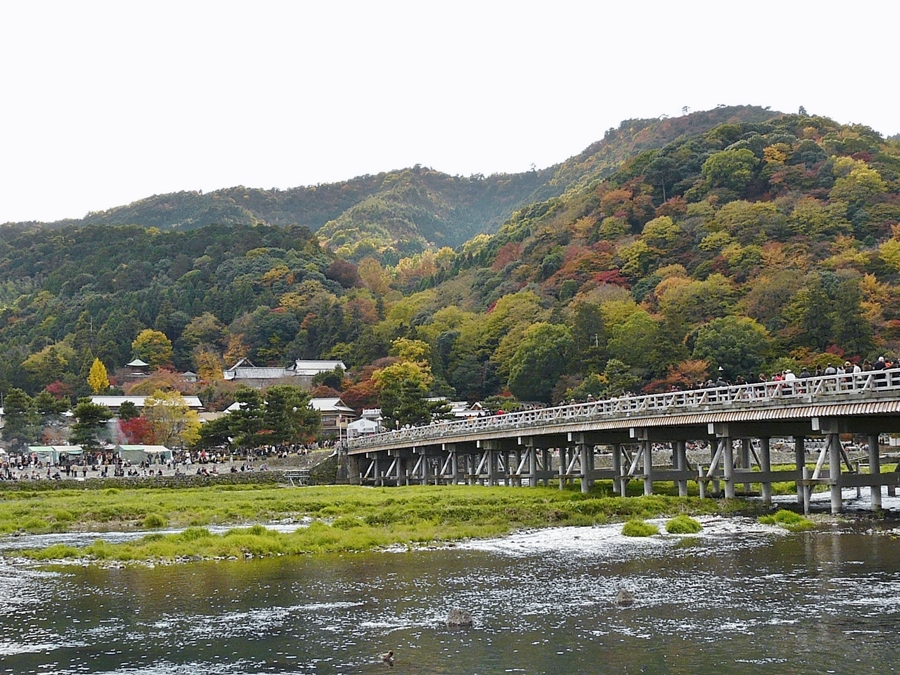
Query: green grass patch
21,543,81,560
143,513,168,529
3,483,758,564
665,515,702,534
622,519,659,537
759,509,816,532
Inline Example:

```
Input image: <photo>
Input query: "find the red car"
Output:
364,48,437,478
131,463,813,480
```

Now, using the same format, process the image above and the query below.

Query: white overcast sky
1,0,897,224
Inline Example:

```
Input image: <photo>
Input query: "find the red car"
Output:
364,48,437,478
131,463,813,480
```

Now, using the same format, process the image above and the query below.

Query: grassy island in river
2,484,757,563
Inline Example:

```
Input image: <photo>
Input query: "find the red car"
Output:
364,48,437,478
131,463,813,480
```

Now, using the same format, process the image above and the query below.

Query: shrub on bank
665,515,703,534
759,509,815,532
622,519,659,537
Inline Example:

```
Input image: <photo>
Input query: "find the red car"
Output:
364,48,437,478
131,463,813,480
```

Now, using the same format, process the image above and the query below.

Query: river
1,513,899,674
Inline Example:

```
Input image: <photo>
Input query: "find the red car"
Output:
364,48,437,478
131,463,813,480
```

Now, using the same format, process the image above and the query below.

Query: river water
1,515,899,675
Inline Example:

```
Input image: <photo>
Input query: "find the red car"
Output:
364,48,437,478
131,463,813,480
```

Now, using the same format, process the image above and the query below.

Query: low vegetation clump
758,509,816,532
621,519,659,537
143,514,168,529
665,515,702,534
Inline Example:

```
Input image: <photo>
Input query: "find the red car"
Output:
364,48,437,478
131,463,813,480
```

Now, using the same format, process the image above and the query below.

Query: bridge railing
348,369,900,451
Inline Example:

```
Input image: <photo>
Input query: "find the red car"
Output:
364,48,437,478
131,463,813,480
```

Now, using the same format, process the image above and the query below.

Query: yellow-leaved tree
143,390,201,448
87,358,109,394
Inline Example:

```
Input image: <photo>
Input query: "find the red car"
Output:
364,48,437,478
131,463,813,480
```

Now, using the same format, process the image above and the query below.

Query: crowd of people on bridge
699,355,899,390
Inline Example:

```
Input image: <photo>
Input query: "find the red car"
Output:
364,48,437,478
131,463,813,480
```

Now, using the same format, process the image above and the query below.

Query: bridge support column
794,436,805,505
396,455,405,486
868,433,882,510
374,456,382,487
527,448,537,488
420,453,430,486
674,440,688,497
580,444,592,493
450,452,458,485
813,418,844,514
467,454,475,486
542,449,551,487
347,455,361,485
642,439,653,496
558,447,567,490
760,437,772,505
512,449,522,486
611,444,623,496
741,438,752,494
722,437,735,499
829,432,843,514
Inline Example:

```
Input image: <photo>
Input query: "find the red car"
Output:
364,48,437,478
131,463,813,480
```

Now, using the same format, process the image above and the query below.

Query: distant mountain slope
3,108,900,407
5,107,780,261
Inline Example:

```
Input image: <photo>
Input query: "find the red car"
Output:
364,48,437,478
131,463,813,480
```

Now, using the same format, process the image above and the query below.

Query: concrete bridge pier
868,433,882,510
527,447,537,487
741,438,752,494
641,439,653,495
612,444,624,496
759,437,772,504
580,443,593,493
558,446,567,490
542,449,551,487
374,455,383,487
674,440,688,497
828,432,843,514
451,451,459,485
794,436,806,505
348,454,361,485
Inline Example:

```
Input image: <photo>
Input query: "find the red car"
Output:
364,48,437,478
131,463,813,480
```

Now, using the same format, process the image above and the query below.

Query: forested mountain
3,107,899,426
6,106,777,264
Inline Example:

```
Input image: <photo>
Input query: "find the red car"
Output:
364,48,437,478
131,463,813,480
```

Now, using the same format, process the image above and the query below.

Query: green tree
784,277,833,351
641,215,681,252
34,389,68,420
87,358,109,394
691,316,771,381
603,359,639,396
1,388,38,450
507,323,574,403
832,279,874,356
132,329,174,370
702,148,759,192
70,398,114,450
21,344,75,391
257,385,320,447
117,400,140,420
373,361,433,428
225,387,266,449
607,310,672,378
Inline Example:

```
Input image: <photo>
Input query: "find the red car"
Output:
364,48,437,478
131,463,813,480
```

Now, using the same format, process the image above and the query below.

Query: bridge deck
349,371,900,454
345,371,900,514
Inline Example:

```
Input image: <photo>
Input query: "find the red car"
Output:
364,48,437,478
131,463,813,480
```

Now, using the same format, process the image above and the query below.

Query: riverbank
1,483,763,564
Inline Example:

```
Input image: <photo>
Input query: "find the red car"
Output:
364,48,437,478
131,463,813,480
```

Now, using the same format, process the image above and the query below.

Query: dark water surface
1,517,899,674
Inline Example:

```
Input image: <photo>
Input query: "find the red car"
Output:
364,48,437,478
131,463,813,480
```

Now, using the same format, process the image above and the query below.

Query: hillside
4,106,899,423
6,106,778,263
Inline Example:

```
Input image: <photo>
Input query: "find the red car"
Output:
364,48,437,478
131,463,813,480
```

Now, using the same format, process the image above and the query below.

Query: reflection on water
2,517,900,674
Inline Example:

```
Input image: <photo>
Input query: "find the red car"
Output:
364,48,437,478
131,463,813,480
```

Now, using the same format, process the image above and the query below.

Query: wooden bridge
346,371,900,513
